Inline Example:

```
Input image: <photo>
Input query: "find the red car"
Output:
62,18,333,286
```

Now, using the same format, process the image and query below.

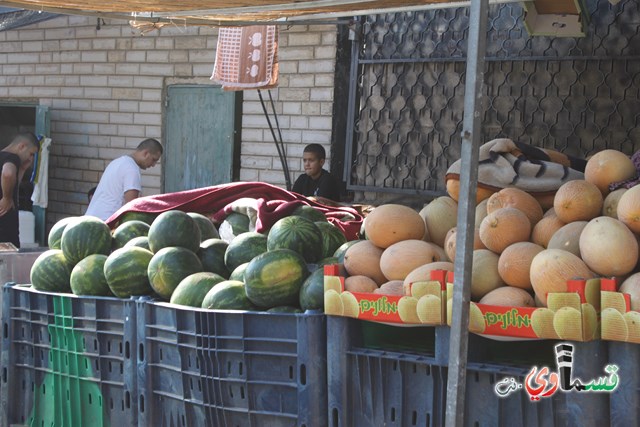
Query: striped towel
211,25,279,90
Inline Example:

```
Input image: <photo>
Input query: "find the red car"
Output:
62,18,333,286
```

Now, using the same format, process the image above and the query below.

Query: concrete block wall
0,15,338,230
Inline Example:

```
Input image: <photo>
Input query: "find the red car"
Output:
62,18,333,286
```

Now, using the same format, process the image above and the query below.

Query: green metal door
34,105,50,246
164,85,240,193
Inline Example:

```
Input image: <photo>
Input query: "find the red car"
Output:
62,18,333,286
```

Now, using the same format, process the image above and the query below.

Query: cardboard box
600,278,640,343
323,265,446,325
522,0,588,37
445,271,601,341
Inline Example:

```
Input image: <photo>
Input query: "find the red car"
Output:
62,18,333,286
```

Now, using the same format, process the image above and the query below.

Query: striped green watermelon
266,216,323,263
30,249,73,293
224,212,250,235
104,246,154,298
224,231,267,272
244,249,309,308
333,240,362,263
118,211,157,226
188,212,219,241
299,267,324,311
70,254,113,296
147,247,203,300
229,262,250,282
314,221,347,259
48,216,79,249
267,306,303,313
198,238,230,278
113,220,150,249
201,280,256,310
61,216,112,265
124,236,150,250
292,205,327,222
317,256,339,267
148,210,201,253
170,272,225,307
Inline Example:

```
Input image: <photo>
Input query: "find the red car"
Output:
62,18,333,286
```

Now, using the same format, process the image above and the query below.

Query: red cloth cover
106,181,363,241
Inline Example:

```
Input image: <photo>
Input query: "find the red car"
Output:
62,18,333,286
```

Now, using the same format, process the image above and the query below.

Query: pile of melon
348,148,640,311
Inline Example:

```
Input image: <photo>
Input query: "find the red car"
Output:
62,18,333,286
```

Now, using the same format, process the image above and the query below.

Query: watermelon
147,247,204,300
113,220,150,249
118,211,157,226
170,272,225,307
333,240,362,264
299,267,324,311
224,212,250,235
314,221,347,259
188,212,219,241
104,246,154,298
61,216,112,265
267,306,303,313
317,256,339,267
201,280,256,310
48,216,79,249
224,232,268,272
267,216,323,263
244,249,309,308
198,238,230,278
292,205,327,222
70,254,113,296
124,236,150,250
30,249,73,293
148,210,201,253
229,262,250,282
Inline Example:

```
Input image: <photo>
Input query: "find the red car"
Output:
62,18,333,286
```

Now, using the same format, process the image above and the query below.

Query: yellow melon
364,204,426,249
419,196,458,247
530,213,565,248
498,241,544,290
379,240,444,281
444,227,485,262
479,286,535,307
616,185,640,234
530,249,594,306
579,216,639,277
475,199,489,226
478,207,531,254
343,240,387,285
547,221,588,257
543,207,556,218
619,272,640,311
344,275,379,293
584,149,636,196
602,188,627,218
486,187,543,227
553,180,603,223
373,280,404,296
446,179,495,204
402,261,454,295
470,249,504,301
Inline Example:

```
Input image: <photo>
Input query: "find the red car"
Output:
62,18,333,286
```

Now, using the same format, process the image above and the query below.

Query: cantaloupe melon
475,199,489,226
530,214,565,248
584,149,636,196
619,273,640,311
479,207,531,254
343,240,387,285
374,280,404,296
579,216,639,277
530,249,594,306
553,180,603,223
498,241,544,290
486,187,543,227
603,188,627,218
444,227,485,262
344,275,379,293
470,249,504,301
446,179,495,204
402,261,454,296
419,196,458,247
479,286,535,307
364,204,425,249
379,240,444,281
616,185,640,234
547,221,588,257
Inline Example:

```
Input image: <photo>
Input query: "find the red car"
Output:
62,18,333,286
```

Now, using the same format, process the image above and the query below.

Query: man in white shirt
86,138,163,221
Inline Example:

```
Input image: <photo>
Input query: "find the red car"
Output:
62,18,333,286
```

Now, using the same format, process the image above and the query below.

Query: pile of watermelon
30,205,354,313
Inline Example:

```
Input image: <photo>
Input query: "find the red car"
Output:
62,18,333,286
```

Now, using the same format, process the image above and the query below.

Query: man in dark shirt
291,144,341,202
0,133,39,248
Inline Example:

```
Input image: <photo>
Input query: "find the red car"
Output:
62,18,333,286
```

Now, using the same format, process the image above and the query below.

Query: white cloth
31,137,51,208
86,155,141,221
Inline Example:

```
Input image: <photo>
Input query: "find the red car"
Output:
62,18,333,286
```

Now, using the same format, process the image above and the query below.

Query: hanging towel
211,25,279,90
31,137,51,208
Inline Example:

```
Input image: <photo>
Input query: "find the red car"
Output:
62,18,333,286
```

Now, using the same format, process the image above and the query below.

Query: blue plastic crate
1,283,138,427
137,300,327,427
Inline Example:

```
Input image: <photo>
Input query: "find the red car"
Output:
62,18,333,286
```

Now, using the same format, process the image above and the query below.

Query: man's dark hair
12,132,39,149
303,143,326,160
137,138,163,154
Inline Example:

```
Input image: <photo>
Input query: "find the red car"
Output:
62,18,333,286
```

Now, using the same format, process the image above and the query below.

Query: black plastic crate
137,300,327,427
1,283,138,427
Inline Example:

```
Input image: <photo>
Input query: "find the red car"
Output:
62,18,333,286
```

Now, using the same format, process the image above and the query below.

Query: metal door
163,85,241,193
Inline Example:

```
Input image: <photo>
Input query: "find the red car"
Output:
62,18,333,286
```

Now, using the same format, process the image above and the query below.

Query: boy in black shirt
291,144,341,202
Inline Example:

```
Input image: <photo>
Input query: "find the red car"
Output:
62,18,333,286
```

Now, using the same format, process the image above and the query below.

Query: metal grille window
345,0,640,201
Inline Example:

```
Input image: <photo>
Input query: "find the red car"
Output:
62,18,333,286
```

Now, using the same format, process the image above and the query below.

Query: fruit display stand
136,299,327,427
1,283,138,427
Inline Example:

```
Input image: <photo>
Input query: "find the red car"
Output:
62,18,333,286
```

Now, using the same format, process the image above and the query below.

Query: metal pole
444,0,489,426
